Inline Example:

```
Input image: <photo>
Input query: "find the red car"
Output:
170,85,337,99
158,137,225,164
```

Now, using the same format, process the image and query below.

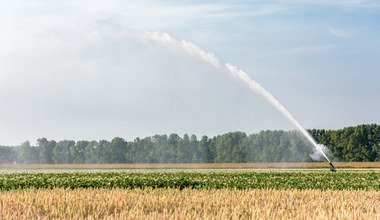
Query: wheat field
1,187,379,219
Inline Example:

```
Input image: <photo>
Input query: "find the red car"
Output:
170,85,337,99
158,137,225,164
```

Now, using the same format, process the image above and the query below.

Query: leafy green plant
1,171,378,190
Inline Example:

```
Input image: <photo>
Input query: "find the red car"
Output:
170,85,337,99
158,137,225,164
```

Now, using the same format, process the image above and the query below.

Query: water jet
148,31,334,170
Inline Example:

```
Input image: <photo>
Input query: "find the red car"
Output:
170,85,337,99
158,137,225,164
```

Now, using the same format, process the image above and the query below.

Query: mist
0,23,296,146
309,144,333,162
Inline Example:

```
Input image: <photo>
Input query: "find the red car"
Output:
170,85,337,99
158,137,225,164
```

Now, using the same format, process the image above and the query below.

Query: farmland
0,170,379,190
1,188,379,219
1,164,379,219
1,161,380,169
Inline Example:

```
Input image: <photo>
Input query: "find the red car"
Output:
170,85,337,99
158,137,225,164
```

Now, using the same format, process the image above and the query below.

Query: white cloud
327,27,351,38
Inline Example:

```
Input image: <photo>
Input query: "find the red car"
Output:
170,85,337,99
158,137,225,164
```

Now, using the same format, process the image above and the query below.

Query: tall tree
198,136,210,163
53,140,75,164
190,134,200,163
71,141,88,164
109,137,128,163
37,138,55,164
98,140,111,163
0,146,17,163
168,134,180,163
17,141,39,164
177,134,191,163
84,141,99,164
152,134,169,163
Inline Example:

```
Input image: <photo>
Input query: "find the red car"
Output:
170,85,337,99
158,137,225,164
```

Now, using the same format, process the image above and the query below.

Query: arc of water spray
225,64,330,163
147,31,331,163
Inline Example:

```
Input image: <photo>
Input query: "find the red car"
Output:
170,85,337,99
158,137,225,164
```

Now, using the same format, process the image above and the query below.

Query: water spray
147,31,335,171
225,64,336,172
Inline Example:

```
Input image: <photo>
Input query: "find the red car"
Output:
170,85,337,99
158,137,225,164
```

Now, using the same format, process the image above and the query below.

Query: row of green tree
309,124,379,162
0,124,378,164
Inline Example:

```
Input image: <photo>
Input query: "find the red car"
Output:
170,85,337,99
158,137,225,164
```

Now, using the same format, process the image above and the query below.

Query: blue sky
0,0,379,145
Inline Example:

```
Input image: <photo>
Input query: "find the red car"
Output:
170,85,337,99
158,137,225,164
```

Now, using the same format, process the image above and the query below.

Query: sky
0,0,379,145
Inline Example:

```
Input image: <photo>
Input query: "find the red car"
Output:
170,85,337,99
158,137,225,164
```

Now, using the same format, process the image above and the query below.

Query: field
1,171,379,190
1,163,379,219
1,162,380,169
1,188,379,219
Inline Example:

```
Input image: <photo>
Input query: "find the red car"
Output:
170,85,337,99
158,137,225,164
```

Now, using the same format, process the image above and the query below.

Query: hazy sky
1,0,379,145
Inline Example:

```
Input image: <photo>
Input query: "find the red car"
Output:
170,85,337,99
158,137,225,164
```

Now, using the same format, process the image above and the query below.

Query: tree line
0,124,378,164
309,124,379,162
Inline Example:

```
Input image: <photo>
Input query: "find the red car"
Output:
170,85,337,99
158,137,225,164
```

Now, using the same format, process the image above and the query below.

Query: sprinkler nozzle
329,162,336,172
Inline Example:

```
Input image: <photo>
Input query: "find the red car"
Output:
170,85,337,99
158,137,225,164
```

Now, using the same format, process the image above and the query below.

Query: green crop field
1,166,379,218
1,170,379,191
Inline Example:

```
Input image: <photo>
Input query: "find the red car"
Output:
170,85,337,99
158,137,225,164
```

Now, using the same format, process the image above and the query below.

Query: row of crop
0,171,379,190
2,188,380,219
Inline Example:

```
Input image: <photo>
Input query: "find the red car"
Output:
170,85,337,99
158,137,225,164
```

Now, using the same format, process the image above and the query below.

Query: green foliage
109,137,128,163
71,141,88,164
0,146,16,164
97,140,111,164
0,124,379,164
53,140,75,164
37,138,55,164
309,124,380,162
0,171,378,191
16,141,39,164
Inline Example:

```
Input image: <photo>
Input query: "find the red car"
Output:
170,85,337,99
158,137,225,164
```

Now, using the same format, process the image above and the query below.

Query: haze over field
1,1,379,145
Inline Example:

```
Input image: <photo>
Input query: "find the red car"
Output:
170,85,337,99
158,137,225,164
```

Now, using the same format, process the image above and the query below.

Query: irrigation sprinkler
329,162,336,172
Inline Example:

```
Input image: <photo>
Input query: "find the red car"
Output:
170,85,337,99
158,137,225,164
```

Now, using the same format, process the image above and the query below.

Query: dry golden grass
1,162,379,169
1,188,378,219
